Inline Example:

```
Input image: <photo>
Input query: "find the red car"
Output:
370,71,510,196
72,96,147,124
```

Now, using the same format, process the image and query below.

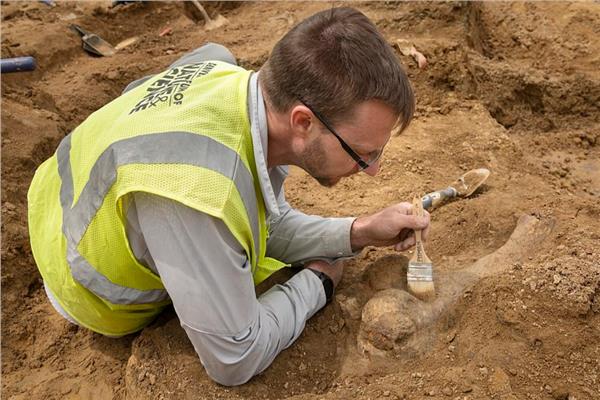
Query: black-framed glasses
298,99,383,171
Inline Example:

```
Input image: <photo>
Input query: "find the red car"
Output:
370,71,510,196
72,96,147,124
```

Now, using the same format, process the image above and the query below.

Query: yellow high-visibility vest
28,61,286,336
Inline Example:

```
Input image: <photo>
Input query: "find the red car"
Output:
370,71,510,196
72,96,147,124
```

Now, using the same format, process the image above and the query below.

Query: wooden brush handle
412,196,431,263
413,196,423,242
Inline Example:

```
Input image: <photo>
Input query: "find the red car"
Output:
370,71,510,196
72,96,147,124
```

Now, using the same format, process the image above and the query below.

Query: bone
358,214,555,356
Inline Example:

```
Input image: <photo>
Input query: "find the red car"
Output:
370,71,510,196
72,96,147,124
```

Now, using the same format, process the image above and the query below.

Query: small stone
446,331,457,343
148,373,156,385
137,371,145,382
383,390,391,397
442,386,453,396
489,369,513,397
552,387,569,400
106,70,119,80
553,274,561,284
479,367,488,376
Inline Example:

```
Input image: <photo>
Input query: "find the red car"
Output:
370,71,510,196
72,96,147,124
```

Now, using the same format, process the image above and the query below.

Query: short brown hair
260,7,415,132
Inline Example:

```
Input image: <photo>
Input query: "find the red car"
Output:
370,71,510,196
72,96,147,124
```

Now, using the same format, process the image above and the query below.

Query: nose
363,159,380,176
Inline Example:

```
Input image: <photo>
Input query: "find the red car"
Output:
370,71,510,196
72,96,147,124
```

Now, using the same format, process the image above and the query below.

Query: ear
289,104,315,138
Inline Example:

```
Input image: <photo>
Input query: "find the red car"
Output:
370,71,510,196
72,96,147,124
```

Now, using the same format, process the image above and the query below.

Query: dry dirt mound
2,2,599,399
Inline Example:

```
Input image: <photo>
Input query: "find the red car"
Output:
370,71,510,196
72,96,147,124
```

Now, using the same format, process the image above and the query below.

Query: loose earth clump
358,289,418,354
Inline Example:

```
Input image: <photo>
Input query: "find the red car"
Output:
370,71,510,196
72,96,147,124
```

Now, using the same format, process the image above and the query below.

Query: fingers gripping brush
407,196,436,301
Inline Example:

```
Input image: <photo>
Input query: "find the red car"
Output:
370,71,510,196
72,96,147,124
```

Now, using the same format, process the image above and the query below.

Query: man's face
300,99,398,187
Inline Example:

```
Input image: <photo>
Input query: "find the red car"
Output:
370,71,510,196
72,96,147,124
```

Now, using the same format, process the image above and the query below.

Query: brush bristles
407,263,436,301
407,281,436,301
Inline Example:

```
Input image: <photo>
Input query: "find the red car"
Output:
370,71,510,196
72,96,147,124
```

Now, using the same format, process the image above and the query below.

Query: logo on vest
129,62,216,114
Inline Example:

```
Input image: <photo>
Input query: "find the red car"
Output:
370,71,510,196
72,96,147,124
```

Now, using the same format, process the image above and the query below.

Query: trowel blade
452,168,490,197
82,34,116,57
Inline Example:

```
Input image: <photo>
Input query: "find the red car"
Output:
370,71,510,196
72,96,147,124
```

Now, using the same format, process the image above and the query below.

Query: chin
315,176,341,188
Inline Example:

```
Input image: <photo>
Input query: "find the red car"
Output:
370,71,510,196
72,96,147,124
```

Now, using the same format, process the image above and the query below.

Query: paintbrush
407,195,435,301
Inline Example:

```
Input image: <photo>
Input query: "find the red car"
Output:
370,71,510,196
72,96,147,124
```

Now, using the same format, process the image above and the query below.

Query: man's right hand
305,259,343,288
349,201,430,252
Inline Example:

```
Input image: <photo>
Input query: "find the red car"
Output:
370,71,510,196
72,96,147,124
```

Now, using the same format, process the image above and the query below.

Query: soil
2,2,599,399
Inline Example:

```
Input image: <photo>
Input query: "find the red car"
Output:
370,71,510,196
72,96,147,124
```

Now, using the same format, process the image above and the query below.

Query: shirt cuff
322,217,359,259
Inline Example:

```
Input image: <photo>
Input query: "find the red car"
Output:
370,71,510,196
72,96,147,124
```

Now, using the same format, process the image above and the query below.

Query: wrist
307,268,334,304
350,217,369,252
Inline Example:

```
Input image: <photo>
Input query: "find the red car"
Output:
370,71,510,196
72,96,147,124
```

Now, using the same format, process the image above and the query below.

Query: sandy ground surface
2,1,599,399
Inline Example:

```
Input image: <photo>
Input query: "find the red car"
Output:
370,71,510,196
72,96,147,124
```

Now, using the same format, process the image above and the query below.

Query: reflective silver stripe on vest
56,131,260,305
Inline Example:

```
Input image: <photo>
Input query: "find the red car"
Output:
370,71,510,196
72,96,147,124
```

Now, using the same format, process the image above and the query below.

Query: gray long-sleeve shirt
124,71,357,385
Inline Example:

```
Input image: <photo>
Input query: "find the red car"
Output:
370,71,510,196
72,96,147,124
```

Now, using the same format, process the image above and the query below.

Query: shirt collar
248,72,281,217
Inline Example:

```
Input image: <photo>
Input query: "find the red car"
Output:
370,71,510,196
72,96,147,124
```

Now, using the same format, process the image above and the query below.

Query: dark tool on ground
190,0,228,30
1,56,36,73
70,24,116,57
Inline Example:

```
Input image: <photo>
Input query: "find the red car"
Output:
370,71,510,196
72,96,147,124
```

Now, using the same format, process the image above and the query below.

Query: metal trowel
421,168,490,210
70,24,116,57
190,0,228,31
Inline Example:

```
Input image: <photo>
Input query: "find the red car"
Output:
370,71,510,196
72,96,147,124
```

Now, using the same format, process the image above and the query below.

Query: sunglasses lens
368,149,383,164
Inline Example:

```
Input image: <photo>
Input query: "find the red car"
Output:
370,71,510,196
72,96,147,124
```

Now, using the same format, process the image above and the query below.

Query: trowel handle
421,187,457,210
70,24,90,37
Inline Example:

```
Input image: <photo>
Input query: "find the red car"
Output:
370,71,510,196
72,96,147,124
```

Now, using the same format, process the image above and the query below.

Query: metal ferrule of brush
407,263,433,282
